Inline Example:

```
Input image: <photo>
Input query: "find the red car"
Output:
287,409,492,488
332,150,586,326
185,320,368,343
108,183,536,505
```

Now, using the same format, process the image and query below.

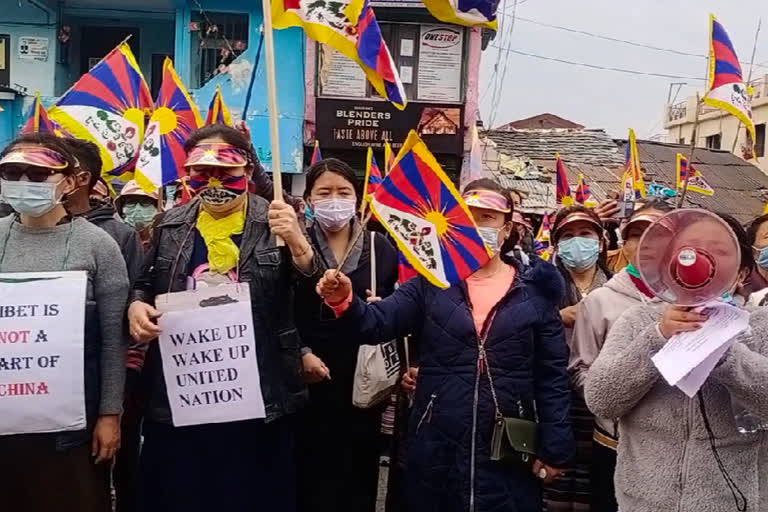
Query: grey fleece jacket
0,216,129,415
585,302,768,512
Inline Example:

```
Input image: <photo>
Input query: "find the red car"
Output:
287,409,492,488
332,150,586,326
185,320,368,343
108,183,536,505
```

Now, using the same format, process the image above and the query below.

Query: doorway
79,26,140,75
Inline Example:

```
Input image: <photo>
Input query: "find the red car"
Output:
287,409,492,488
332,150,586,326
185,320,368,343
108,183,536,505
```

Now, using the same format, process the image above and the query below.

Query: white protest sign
652,303,749,387
0,271,86,435
156,283,265,427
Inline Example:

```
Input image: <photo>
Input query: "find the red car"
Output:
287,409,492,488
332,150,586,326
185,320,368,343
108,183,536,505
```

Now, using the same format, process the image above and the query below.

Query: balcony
665,76,768,126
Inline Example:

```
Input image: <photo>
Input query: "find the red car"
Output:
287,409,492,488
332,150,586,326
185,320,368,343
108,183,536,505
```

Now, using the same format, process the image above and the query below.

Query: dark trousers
0,436,110,512
591,441,618,512
140,416,297,512
114,387,143,512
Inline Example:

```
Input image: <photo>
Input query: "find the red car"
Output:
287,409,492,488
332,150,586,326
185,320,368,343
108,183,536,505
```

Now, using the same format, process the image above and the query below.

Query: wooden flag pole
260,0,285,245
730,18,762,154
334,210,373,277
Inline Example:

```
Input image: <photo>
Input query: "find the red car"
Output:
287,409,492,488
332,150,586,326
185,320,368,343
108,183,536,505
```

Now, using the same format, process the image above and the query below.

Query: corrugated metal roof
481,129,768,222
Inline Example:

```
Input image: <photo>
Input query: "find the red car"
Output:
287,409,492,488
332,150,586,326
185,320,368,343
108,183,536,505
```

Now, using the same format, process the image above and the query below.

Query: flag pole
260,0,285,245
678,93,701,208
730,18,762,154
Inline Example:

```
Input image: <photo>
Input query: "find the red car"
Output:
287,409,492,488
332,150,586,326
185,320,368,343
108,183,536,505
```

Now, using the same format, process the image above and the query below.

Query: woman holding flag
316,178,574,512
294,157,399,512
127,123,322,512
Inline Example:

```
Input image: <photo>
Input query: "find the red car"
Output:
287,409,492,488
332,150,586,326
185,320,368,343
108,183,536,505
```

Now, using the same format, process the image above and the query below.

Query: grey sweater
585,302,768,512
0,216,129,415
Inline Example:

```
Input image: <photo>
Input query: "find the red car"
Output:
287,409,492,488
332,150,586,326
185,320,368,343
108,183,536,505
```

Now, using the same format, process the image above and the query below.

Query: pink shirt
466,265,517,335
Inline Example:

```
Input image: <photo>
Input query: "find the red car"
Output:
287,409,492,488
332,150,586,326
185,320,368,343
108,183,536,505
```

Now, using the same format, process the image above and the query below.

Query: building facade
1,0,484,195
1,0,306,189
302,0,483,191
664,76,768,174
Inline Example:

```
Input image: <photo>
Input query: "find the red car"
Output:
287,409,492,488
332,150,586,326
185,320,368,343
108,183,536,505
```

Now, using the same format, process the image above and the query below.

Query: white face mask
1,179,63,217
313,198,356,232
478,226,503,254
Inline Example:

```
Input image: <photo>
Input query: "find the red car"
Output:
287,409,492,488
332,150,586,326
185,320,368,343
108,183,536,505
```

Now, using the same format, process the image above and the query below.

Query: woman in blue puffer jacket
317,179,575,512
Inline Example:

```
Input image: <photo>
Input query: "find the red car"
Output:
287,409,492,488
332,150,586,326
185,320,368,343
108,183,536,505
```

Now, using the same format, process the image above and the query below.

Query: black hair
746,213,768,247
631,197,674,217
303,158,362,208
462,178,521,264
551,204,603,243
551,205,612,306
1,133,78,173
184,124,258,167
716,211,755,275
60,138,102,189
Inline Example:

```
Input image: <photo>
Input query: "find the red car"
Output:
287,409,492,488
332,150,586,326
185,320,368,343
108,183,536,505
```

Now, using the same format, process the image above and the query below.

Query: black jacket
295,226,399,404
86,202,144,284
132,194,323,424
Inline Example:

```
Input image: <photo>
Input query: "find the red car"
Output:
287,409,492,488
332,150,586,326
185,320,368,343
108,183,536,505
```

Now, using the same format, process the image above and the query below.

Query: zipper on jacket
416,393,437,435
462,278,521,512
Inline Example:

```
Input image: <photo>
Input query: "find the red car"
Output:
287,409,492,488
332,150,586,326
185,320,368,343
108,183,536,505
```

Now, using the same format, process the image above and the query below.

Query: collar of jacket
156,194,273,271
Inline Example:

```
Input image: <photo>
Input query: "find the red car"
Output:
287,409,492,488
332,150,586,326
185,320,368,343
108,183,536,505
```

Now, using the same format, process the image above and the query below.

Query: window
756,124,766,158
190,12,249,89
318,23,465,103
705,134,722,150
679,137,685,145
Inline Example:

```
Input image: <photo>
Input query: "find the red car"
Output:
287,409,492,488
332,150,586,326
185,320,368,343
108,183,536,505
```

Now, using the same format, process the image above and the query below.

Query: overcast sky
479,0,768,138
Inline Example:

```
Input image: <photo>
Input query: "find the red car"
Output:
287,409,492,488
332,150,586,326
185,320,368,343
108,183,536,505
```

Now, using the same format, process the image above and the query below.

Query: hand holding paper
652,303,749,397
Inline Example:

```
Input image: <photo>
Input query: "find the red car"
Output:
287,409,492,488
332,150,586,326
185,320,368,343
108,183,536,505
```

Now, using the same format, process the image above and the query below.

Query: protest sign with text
156,283,265,427
0,271,86,435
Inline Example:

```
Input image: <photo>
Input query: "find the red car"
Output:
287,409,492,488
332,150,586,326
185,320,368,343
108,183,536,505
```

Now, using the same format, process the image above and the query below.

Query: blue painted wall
176,0,306,174
0,0,58,96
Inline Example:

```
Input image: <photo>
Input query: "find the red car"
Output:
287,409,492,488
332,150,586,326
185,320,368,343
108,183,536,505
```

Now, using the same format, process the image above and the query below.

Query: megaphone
636,209,741,306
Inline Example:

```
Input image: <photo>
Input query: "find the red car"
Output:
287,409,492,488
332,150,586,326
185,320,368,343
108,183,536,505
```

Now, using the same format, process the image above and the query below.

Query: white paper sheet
652,303,749,387
675,338,736,397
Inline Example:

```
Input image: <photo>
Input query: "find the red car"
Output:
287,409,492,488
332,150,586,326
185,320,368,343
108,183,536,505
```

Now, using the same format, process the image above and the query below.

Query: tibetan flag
704,14,756,153
134,58,202,192
397,252,419,284
21,92,64,135
363,147,384,202
676,153,714,196
555,153,573,206
368,130,490,289
206,85,233,126
535,211,552,244
384,140,394,175
311,140,322,165
421,0,499,29
574,173,596,206
273,0,406,109
624,129,646,199
50,43,153,177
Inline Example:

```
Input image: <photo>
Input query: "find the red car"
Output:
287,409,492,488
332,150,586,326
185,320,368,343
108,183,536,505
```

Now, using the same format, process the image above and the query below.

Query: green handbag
482,345,538,465
490,413,539,464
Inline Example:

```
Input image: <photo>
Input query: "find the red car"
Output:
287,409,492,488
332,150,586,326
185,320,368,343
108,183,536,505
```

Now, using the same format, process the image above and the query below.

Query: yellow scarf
196,205,246,274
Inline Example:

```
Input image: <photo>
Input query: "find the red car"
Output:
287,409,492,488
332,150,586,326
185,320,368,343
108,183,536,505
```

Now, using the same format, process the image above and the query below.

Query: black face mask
88,198,110,210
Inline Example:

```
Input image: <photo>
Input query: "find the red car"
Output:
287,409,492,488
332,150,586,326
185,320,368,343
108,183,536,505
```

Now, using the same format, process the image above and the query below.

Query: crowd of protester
0,124,767,512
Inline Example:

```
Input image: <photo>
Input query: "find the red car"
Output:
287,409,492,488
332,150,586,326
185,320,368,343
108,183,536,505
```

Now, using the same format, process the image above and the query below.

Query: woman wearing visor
127,124,321,512
316,179,575,512
0,133,129,511
569,198,671,512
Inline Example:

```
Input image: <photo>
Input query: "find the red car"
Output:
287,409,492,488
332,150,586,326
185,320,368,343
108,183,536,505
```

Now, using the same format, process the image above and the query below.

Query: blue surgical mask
756,246,768,270
0,179,62,217
557,237,600,271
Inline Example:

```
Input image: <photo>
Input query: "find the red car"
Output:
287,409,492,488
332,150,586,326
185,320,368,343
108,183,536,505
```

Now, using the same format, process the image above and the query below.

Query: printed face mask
1,179,63,217
478,226,503,254
557,237,600,271
123,203,157,230
313,198,356,232
190,174,247,206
